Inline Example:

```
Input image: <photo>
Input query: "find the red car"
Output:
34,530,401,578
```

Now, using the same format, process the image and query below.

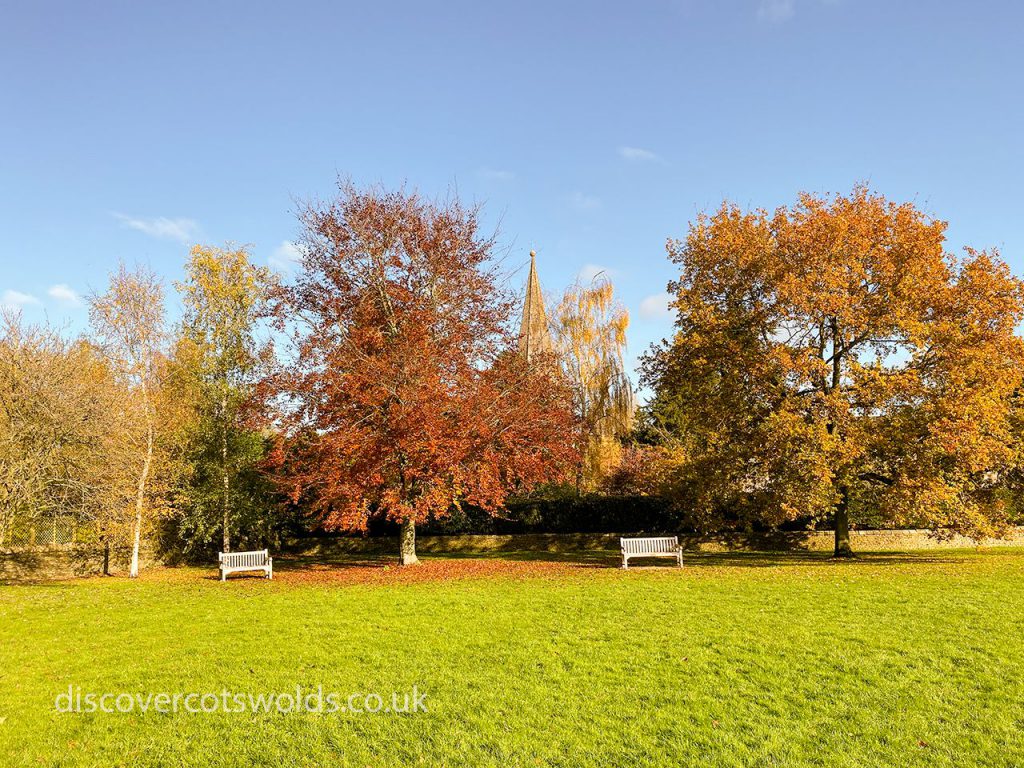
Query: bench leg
622,556,628,570
221,568,227,582
678,551,684,568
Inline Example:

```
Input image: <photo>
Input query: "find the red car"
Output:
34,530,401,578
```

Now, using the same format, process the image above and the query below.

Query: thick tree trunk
833,486,854,558
824,320,854,559
221,395,230,554
129,408,154,579
399,518,419,566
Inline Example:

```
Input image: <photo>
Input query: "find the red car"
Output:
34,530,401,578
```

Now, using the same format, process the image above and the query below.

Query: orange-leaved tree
269,182,577,564
641,186,1024,556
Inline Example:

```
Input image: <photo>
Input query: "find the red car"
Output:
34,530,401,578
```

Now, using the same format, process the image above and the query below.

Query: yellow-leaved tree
553,276,634,490
174,245,274,554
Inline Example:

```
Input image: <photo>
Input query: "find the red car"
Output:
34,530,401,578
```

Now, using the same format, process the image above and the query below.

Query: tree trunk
129,412,154,578
221,394,230,554
833,485,854,558
399,518,419,566
102,540,110,576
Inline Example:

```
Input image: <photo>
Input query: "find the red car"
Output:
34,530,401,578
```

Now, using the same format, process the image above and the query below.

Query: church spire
518,250,553,362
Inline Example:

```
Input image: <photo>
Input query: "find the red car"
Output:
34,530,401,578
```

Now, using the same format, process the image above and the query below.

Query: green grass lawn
2,549,1024,767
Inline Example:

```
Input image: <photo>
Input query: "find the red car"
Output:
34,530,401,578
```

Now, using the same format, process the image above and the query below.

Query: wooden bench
620,536,683,569
219,549,273,581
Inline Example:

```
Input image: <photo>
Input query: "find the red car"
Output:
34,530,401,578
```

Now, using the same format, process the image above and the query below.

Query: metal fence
1,515,90,549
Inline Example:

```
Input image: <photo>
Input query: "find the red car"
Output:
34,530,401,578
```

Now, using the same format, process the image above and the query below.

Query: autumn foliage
553,277,634,490
642,186,1024,554
269,183,577,563
8,180,1024,573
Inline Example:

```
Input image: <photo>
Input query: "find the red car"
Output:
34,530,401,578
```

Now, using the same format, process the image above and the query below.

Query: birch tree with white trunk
89,265,166,578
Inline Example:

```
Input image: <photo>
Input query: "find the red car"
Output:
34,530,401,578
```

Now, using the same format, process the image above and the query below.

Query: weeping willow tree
553,276,634,490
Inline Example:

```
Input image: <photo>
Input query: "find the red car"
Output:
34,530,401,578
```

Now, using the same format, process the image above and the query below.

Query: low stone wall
686,527,1024,553
290,526,1024,556
0,545,156,583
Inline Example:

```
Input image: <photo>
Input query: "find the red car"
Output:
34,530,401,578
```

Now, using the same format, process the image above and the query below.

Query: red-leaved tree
269,182,577,564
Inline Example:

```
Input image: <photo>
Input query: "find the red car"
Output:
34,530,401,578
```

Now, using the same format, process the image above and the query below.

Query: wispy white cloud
113,213,199,243
47,284,82,307
757,0,841,23
757,0,796,21
478,167,515,182
1,289,41,309
639,292,674,320
618,146,659,162
578,264,615,283
569,192,601,212
268,241,305,273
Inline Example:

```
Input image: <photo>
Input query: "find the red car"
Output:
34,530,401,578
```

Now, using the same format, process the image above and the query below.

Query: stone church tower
518,250,553,362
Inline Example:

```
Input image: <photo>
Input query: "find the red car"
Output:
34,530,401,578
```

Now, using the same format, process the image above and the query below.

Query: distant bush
428,491,678,535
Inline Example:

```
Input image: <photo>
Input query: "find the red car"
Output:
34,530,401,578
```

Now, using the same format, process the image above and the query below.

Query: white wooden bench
219,549,273,581
620,536,683,569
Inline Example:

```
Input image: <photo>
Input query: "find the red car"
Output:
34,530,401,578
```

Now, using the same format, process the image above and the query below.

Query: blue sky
2,0,1022,384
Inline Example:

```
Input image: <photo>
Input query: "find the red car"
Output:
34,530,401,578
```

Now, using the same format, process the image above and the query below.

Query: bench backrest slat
222,550,268,567
621,536,679,554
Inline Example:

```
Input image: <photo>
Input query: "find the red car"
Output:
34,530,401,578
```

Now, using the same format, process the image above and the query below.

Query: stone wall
0,545,156,583
291,526,1024,556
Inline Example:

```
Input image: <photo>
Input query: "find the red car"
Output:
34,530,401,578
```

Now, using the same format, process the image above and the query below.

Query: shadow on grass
457,549,966,568
269,548,967,573
273,551,615,571
3,548,979,586
683,550,964,568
